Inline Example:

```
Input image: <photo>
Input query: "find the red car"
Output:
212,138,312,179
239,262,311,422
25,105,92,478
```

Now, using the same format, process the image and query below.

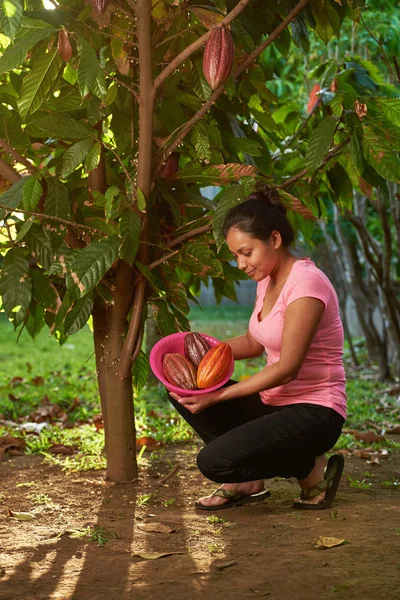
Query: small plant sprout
206,515,226,524
137,493,153,507
347,476,372,491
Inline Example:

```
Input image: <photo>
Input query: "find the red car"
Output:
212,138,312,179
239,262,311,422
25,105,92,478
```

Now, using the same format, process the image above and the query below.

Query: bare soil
1,442,400,600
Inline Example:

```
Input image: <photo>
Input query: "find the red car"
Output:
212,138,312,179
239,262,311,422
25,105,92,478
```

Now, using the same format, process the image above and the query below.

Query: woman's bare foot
294,454,327,506
197,480,264,508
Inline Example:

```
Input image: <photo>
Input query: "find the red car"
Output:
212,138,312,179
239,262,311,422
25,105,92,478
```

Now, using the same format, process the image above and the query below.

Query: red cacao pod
184,332,211,368
159,152,179,179
197,343,233,389
307,83,321,114
91,0,111,15
57,30,72,63
203,25,235,91
163,353,197,390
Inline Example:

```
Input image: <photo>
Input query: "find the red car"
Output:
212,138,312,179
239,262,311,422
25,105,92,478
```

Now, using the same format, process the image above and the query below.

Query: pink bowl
149,332,234,397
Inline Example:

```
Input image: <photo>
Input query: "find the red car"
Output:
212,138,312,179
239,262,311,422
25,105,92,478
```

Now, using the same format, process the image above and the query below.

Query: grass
0,307,399,471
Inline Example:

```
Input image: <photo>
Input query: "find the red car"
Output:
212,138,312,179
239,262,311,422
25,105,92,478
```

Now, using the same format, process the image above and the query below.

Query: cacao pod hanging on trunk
197,343,233,389
159,152,179,179
203,25,235,91
184,332,211,368
163,353,197,390
57,30,72,63
91,0,111,15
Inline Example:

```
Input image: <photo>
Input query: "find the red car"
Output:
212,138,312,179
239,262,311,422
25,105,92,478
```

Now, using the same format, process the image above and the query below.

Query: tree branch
0,138,37,175
154,0,251,92
158,0,311,164
0,203,105,235
0,157,21,183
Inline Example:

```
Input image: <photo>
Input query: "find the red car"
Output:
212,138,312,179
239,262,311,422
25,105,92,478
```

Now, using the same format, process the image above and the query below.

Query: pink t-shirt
248,258,346,419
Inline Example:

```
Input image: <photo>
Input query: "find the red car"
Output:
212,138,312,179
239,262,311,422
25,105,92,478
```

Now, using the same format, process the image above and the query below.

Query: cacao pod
159,152,179,179
57,30,72,63
163,353,197,390
197,343,233,389
203,25,235,91
91,0,111,15
184,332,211,368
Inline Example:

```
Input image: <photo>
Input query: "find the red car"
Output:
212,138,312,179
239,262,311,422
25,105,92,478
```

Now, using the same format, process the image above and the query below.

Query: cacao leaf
0,27,55,73
212,184,246,250
103,82,117,106
152,300,176,336
57,30,72,62
119,209,141,265
0,247,32,326
31,269,60,312
26,300,45,339
66,236,121,299
64,293,94,335
306,116,337,174
132,350,150,394
326,163,353,209
362,127,400,183
44,179,71,223
376,97,400,127
77,36,107,99
15,217,34,242
22,176,42,212
0,0,23,39
25,114,95,140
85,141,101,172
277,190,318,220
0,177,24,219
349,134,364,172
192,59,212,101
224,137,262,156
190,7,224,29
311,0,339,44
24,224,54,270
17,50,62,120
62,138,94,177
135,261,162,293
191,126,211,161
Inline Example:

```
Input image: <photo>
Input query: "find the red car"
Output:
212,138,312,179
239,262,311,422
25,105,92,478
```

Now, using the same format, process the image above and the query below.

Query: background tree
0,0,399,481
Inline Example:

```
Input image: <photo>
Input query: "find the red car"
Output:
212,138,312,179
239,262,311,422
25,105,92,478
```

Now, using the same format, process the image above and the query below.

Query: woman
168,184,346,511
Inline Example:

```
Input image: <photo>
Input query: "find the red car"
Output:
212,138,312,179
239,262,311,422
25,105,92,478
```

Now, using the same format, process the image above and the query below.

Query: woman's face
226,227,281,281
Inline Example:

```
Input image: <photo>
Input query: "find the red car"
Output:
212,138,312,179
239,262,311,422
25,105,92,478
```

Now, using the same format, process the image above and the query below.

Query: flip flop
195,485,271,511
292,454,345,511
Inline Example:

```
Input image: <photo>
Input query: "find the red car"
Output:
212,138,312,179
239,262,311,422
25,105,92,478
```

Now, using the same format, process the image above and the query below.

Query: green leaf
0,0,23,39
85,141,101,172
152,300,176,336
25,114,95,140
0,247,31,327
77,36,107,99
137,188,146,212
225,137,262,156
119,209,141,265
24,224,54,270
64,293,94,335
132,350,150,394
22,176,42,211
30,268,59,310
311,0,336,44
15,217,34,242
45,179,71,220
306,116,337,174
104,82,118,106
62,138,94,176
192,59,212,101
375,98,400,127
0,177,24,219
212,185,246,250
26,300,45,339
362,127,400,183
192,126,211,161
327,163,353,209
17,50,62,120
0,27,55,73
349,134,364,172
66,236,121,300
135,261,162,293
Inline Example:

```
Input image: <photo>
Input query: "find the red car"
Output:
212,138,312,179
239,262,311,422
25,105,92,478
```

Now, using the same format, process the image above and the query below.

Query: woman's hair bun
247,183,287,216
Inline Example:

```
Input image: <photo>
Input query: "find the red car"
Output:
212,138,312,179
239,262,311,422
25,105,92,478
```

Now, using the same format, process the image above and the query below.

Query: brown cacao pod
163,353,197,390
159,152,179,179
197,343,233,389
91,0,111,15
203,25,235,91
57,30,72,63
184,332,211,368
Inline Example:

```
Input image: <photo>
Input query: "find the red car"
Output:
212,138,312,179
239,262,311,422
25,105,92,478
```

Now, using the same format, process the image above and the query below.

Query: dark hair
222,183,295,247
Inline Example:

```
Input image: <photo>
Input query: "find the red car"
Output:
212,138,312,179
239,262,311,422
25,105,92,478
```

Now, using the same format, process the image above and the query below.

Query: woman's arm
224,330,265,360
173,297,325,414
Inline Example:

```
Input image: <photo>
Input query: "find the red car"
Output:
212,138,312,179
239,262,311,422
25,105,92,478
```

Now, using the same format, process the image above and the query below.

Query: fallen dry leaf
136,436,161,451
352,430,385,443
8,509,35,521
137,522,176,534
47,444,76,455
0,435,26,460
314,536,347,549
388,425,400,434
31,376,44,386
131,551,184,560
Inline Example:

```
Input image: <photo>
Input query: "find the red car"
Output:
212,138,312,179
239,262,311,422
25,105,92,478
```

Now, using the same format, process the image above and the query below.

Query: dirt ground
1,441,400,600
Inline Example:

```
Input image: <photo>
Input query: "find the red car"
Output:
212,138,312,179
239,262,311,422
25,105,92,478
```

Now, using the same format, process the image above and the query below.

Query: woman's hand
170,390,222,414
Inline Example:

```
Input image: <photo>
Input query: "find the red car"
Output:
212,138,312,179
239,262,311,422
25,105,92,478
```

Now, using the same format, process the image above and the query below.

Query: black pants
167,380,345,483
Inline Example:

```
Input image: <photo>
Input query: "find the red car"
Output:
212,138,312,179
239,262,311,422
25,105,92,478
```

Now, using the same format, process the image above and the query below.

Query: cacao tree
0,0,399,481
